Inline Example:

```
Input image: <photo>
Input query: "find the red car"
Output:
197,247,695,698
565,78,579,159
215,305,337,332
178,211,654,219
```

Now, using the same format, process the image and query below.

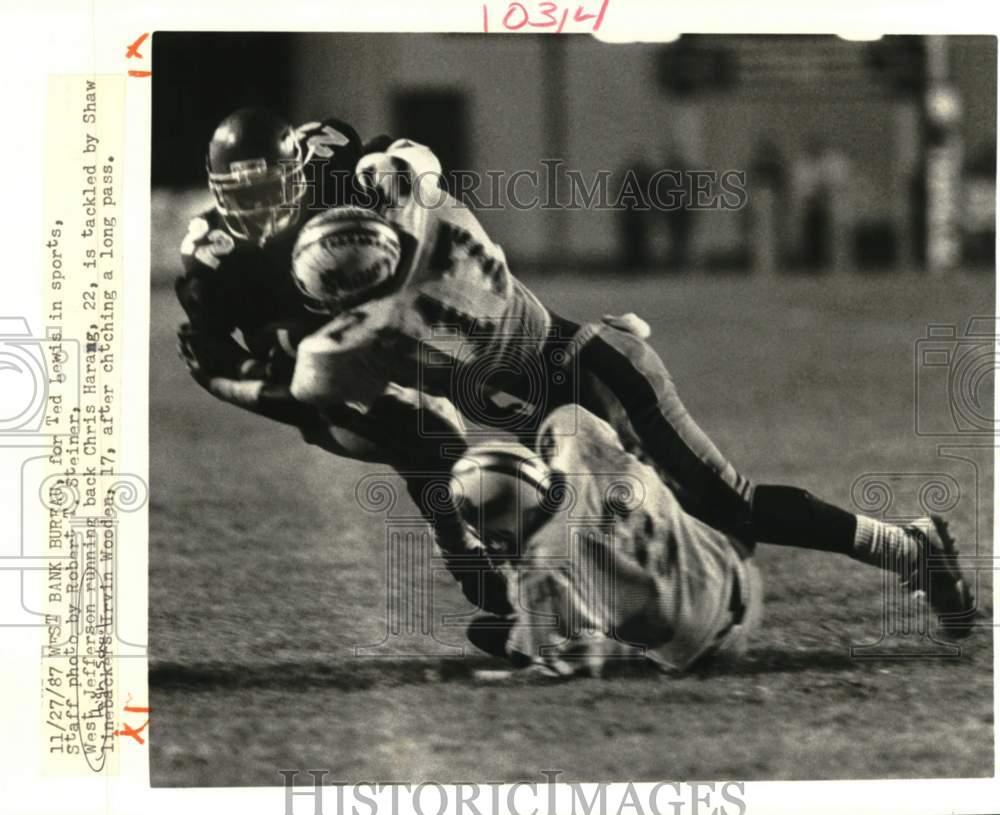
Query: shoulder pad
385,139,443,178
362,134,394,155
176,211,239,328
180,209,238,273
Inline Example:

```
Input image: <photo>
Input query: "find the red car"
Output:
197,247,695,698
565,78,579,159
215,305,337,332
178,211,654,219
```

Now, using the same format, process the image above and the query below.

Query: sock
751,485,922,576
852,515,920,576
751,484,858,554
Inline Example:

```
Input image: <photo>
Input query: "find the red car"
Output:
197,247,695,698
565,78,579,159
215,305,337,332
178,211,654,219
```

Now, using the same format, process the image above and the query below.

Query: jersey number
295,122,350,160
181,217,235,269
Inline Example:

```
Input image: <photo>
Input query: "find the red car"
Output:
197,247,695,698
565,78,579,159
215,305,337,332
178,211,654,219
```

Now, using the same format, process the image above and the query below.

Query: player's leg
363,385,513,616
547,314,974,634
550,311,876,549
399,472,513,616
548,312,754,536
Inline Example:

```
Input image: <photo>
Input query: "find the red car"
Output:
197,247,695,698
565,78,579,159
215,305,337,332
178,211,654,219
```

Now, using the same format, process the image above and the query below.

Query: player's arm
355,138,445,211
175,340,312,424
347,383,515,615
175,312,331,434
176,215,259,379
290,295,425,410
175,215,324,433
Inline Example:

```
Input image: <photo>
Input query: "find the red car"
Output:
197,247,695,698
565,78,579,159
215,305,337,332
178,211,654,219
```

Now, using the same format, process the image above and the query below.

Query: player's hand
356,151,412,210
262,343,296,385
177,323,211,386
356,142,445,210
176,322,248,383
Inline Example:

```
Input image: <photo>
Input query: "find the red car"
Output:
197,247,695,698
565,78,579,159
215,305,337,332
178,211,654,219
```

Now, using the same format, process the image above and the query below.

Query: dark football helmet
206,108,306,244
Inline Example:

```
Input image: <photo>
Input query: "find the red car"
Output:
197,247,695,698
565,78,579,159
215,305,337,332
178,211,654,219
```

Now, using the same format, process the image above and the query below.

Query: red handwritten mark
114,695,151,744
527,2,560,28
484,0,610,34
126,32,151,77
125,32,149,59
574,0,610,29
502,2,526,29
114,719,150,745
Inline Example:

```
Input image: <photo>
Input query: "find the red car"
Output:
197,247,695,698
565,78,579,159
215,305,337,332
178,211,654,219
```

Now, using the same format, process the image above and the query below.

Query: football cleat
465,613,530,666
901,515,976,639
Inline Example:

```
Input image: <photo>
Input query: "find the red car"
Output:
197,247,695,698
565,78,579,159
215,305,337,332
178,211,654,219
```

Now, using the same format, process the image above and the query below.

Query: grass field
149,270,993,786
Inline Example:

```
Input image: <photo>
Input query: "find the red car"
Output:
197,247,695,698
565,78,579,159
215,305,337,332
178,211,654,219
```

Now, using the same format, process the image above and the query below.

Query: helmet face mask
206,108,307,245
208,156,306,245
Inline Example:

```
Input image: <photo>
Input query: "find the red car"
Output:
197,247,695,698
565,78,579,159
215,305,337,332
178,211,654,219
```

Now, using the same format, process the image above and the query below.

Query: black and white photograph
148,31,994,788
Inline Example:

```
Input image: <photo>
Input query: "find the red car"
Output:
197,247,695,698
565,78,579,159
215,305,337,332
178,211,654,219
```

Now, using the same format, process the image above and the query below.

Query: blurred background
152,32,995,280
150,34,995,784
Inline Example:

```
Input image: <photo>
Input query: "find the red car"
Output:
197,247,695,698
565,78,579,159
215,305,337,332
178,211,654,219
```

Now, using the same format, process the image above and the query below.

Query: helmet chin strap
235,201,303,247
254,211,273,247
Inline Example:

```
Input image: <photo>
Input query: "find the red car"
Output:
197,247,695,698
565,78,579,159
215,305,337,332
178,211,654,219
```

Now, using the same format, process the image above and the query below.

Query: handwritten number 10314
483,0,610,33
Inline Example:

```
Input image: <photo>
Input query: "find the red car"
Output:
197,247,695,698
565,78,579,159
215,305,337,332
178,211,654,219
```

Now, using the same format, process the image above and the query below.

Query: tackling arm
292,320,516,615
363,384,514,616
175,232,337,442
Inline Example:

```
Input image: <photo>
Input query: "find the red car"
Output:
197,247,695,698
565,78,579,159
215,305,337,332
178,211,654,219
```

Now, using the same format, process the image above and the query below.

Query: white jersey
381,140,550,362
507,407,763,677
292,140,552,412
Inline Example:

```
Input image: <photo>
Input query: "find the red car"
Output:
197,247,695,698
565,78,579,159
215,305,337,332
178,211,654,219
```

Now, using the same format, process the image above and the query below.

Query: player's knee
573,314,651,353
575,321,677,408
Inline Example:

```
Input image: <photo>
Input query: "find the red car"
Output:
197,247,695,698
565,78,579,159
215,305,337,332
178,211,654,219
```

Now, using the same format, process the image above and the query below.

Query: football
449,442,554,552
291,206,402,312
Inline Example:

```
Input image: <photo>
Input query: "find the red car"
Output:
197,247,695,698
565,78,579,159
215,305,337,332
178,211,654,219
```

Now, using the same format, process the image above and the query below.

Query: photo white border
0,0,996,812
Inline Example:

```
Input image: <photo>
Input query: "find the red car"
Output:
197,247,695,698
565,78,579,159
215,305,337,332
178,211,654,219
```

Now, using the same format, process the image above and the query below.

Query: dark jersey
176,118,373,378
177,206,327,366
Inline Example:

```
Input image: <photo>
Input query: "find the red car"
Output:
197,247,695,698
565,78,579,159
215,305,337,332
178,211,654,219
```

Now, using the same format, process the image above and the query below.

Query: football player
290,139,976,640
451,406,763,677
176,107,366,427
175,108,512,617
